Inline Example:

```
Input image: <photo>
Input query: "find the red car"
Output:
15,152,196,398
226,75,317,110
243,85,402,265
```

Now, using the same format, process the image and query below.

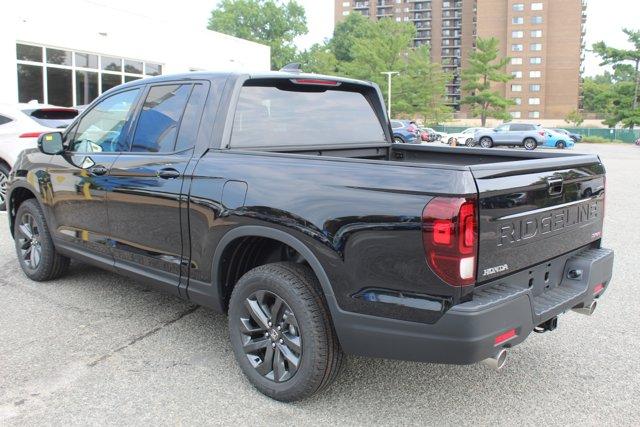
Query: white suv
0,103,78,209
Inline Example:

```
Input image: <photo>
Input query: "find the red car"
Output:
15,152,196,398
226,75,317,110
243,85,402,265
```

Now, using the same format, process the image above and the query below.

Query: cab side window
130,84,191,153
69,89,140,153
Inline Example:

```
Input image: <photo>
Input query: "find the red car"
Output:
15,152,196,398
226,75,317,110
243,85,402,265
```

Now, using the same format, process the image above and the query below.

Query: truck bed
256,142,598,171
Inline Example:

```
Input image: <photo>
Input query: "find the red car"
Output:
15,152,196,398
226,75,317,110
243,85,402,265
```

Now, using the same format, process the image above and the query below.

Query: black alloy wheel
13,199,69,281
239,290,302,383
228,262,343,401
17,212,43,270
556,140,566,149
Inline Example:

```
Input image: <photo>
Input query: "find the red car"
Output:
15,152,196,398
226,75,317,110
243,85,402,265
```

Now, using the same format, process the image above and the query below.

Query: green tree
208,0,307,70
564,109,584,127
330,13,373,62
394,46,452,124
461,37,513,126
340,18,416,91
593,28,640,127
296,42,339,75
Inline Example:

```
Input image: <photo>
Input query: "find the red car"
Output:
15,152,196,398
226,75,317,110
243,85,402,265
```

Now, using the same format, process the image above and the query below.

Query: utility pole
381,71,399,118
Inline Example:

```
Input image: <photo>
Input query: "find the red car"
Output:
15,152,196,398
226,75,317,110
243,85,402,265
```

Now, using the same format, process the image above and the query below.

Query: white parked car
0,103,78,210
444,127,486,146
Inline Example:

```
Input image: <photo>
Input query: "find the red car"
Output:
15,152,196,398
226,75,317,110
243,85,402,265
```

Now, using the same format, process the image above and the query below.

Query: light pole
381,71,399,118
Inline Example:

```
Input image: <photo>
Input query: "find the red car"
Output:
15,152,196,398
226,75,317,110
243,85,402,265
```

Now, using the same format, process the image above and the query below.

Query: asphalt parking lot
1,143,639,425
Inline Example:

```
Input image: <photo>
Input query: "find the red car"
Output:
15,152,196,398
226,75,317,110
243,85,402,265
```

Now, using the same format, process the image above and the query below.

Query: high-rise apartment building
335,0,477,109
334,0,586,119
477,0,586,120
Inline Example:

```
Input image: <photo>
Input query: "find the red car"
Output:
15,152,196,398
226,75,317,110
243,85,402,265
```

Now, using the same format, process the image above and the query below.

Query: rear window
25,108,78,129
230,83,386,148
0,114,13,125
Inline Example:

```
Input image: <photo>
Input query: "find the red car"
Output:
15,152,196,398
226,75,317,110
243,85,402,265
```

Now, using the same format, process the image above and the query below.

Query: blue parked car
390,120,418,144
543,129,575,149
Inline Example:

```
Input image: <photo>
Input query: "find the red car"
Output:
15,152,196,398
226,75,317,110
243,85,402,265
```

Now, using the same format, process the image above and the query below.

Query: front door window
69,89,140,153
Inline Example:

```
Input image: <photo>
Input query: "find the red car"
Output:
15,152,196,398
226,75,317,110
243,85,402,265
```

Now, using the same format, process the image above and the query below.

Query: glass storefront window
16,43,162,106
17,64,44,103
102,56,122,72
16,44,42,62
102,73,122,92
145,63,162,76
75,52,98,69
76,70,99,105
46,48,72,66
47,68,73,106
124,60,143,74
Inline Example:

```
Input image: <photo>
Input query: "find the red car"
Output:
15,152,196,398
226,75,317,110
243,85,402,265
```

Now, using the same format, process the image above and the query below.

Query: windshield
230,83,386,148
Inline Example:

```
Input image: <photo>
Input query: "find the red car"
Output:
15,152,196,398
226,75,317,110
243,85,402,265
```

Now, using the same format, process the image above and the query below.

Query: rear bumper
334,247,614,364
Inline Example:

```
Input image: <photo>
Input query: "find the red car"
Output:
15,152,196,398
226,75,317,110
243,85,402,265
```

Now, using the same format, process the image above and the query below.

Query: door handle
89,165,107,176
157,168,180,179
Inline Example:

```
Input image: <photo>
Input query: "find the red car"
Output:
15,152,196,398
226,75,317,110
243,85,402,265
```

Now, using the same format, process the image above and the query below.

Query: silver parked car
474,123,546,150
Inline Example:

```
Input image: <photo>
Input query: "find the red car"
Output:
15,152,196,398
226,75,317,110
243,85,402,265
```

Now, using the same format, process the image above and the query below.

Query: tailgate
471,156,605,283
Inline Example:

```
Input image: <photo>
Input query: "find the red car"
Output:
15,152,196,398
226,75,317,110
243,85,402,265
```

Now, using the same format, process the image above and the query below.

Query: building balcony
409,5,431,12
442,1,463,10
353,1,369,9
411,15,432,21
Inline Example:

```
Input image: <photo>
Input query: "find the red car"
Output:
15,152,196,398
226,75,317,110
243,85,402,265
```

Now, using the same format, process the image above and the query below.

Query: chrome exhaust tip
482,348,508,370
572,300,597,316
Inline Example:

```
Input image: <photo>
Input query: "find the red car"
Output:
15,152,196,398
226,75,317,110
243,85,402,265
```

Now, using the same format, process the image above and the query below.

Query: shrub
580,136,625,144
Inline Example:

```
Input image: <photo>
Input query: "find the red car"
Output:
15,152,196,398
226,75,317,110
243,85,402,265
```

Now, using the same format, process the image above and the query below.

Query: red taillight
593,283,605,296
538,131,545,136
290,78,341,86
19,132,44,138
422,197,478,286
494,328,517,346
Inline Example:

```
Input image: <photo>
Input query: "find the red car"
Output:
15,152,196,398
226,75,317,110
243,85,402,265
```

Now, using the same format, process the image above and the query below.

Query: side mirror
37,132,64,155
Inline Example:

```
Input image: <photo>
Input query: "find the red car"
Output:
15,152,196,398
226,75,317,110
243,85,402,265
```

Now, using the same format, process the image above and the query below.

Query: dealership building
0,1,271,107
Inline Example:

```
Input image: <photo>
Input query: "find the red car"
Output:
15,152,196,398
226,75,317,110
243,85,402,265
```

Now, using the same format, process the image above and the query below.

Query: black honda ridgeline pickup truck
7,72,614,401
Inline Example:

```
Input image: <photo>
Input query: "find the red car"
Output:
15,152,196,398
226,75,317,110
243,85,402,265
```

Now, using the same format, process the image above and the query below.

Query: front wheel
556,140,566,149
479,137,493,148
523,138,538,151
14,199,69,281
393,136,404,144
0,162,9,211
465,138,476,147
228,262,343,402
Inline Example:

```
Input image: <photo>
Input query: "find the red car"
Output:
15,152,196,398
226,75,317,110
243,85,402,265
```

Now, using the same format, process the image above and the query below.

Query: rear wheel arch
212,226,337,314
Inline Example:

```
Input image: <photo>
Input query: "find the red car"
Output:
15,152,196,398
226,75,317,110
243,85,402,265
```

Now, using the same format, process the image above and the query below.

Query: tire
13,199,70,281
479,137,493,148
465,138,475,147
228,262,343,402
393,136,404,144
523,138,537,151
0,162,9,211
556,140,566,149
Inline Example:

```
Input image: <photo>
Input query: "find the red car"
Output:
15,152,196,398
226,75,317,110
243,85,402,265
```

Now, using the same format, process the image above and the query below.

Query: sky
61,0,640,76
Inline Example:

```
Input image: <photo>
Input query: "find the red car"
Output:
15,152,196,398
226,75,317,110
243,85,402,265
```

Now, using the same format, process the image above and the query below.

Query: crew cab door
106,82,209,294
47,88,141,261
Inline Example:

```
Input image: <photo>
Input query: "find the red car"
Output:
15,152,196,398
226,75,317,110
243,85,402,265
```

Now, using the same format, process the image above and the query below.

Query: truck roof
113,71,376,91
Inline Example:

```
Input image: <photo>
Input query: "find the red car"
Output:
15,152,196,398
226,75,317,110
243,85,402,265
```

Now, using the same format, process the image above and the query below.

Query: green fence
432,125,640,143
